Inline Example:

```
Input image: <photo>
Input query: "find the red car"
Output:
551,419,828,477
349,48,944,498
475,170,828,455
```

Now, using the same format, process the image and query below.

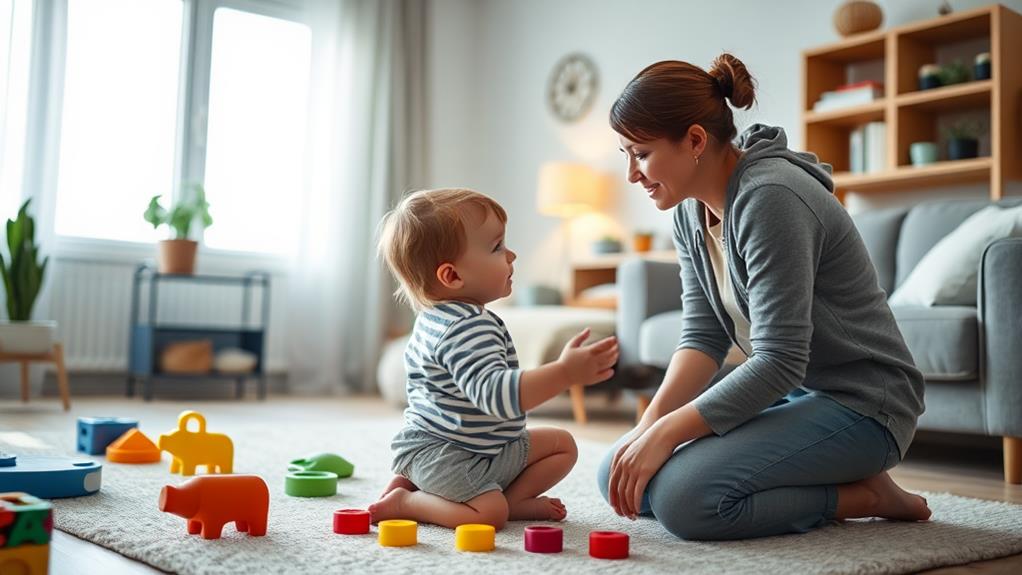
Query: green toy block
284,471,338,497
288,453,354,478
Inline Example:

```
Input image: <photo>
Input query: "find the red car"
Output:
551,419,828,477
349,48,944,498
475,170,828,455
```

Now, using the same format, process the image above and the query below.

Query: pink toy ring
333,509,371,534
524,525,562,553
589,530,629,559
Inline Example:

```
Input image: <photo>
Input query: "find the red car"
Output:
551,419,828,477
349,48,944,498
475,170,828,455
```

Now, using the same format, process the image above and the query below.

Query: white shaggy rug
5,420,1022,575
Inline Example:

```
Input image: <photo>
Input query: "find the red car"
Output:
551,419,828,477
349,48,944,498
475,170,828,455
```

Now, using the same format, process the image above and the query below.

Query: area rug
4,420,1022,575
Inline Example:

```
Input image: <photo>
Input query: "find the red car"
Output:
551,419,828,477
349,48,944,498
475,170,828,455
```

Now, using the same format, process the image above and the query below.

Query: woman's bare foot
860,472,932,521
369,487,411,524
381,475,418,498
508,496,567,521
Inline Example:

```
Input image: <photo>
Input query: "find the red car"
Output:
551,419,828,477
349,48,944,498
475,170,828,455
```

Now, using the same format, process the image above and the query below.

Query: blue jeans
597,390,901,540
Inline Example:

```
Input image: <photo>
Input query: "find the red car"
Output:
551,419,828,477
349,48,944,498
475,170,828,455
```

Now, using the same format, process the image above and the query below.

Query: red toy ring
333,509,370,534
589,530,629,559
524,525,563,553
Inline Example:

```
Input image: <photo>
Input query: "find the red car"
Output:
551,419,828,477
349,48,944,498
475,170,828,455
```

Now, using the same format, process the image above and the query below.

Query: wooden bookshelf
802,4,1022,201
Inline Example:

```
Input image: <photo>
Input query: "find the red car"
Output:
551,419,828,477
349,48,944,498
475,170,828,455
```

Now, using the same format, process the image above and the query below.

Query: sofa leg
636,394,652,424
1005,437,1022,485
569,384,587,425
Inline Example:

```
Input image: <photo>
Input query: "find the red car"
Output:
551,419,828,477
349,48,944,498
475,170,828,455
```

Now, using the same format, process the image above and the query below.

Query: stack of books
849,121,887,174
813,80,884,114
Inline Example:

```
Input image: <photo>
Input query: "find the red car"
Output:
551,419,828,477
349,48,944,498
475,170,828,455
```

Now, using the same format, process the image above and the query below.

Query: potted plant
0,199,55,354
937,60,971,86
942,119,981,161
974,52,991,81
592,235,623,255
918,64,942,90
144,184,213,275
632,230,654,253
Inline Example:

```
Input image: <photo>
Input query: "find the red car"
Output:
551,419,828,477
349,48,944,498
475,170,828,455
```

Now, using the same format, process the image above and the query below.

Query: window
53,0,183,243
0,0,33,221
201,7,310,255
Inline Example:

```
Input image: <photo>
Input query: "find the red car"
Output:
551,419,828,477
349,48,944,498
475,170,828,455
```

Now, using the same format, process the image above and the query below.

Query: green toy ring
288,453,354,478
285,471,338,497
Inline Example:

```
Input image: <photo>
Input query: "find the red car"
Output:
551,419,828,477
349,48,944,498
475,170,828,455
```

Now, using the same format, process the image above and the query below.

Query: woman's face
618,129,702,211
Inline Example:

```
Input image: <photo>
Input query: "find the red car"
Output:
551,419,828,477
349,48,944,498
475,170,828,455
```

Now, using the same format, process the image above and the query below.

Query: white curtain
286,0,427,394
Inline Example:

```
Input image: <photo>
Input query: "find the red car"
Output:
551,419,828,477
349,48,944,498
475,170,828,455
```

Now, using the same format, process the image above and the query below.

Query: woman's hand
607,421,676,520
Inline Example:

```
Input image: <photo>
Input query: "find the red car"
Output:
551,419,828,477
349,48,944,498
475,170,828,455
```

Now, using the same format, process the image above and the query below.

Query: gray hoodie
675,123,925,458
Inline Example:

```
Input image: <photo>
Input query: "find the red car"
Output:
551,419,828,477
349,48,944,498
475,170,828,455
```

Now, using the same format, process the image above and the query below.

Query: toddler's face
454,208,516,304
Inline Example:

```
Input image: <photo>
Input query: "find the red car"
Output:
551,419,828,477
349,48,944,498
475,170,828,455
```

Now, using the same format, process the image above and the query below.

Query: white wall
427,0,1022,291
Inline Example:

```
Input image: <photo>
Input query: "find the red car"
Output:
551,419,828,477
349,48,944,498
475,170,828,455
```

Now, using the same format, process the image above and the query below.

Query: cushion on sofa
851,206,909,295
638,310,684,369
891,305,978,381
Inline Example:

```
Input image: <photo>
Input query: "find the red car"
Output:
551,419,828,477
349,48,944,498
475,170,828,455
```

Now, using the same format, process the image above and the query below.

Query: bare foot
508,496,567,521
381,475,418,498
861,472,932,521
369,487,411,524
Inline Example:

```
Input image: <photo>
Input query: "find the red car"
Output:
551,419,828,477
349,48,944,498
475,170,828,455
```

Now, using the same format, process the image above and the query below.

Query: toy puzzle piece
0,455,101,499
158,411,233,476
77,417,138,455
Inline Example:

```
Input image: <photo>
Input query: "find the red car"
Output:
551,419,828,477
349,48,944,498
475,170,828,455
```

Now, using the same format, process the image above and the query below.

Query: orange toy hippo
159,475,268,539
158,410,233,475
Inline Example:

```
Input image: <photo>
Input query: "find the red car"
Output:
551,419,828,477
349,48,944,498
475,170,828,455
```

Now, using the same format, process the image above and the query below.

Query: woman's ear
436,262,464,290
687,124,709,158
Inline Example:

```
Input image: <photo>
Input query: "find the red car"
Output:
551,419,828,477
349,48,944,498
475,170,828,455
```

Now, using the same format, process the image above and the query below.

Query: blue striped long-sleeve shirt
402,301,525,455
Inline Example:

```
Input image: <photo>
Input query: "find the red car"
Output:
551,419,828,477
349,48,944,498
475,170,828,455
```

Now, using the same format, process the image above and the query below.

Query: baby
372,188,618,530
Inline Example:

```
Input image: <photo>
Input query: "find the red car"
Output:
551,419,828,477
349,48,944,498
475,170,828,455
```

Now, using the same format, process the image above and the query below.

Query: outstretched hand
558,328,619,387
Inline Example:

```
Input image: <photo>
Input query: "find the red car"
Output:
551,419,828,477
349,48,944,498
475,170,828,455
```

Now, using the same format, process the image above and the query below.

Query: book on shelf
813,81,884,114
848,121,887,174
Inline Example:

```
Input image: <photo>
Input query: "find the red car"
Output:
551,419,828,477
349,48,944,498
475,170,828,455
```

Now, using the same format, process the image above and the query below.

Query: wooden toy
158,411,233,476
589,530,629,560
1,492,53,547
378,520,416,547
77,417,138,455
288,452,354,478
0,543,49,575
106,429,162,463
524,525,562,553
0,455,101,498
159,475,268,540
285,471,338,497
455,524,495,552
333,509,370,534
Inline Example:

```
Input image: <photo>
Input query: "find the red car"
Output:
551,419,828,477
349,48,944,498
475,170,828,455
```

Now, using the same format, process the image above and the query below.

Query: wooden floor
4,393,1021,574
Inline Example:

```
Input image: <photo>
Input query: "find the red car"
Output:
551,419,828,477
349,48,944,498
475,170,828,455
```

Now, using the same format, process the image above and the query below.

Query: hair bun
710,53,756,110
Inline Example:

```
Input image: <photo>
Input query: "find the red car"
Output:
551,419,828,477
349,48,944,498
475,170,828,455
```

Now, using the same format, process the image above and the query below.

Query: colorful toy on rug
106,429,162,464
589,530,629,560
0,453,101,498
288,452,354,478
159,475,268,540
0,492,53,575
455,524,495,552
332,509,370,535
285,471,338,497
378,519,417,547
158,410,233,476
77,417,138,455
524,525,562,553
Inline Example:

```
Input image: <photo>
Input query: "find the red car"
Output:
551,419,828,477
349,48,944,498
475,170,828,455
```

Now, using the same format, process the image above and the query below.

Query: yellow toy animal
158,411,234,476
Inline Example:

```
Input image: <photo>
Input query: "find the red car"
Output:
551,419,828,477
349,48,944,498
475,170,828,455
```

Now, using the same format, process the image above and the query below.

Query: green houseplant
0,199,56,354
941,119,982,161
144,184,213,275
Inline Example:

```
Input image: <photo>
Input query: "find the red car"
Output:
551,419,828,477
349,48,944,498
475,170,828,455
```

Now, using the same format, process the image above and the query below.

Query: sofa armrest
616,258,682,370
979,237,1022,437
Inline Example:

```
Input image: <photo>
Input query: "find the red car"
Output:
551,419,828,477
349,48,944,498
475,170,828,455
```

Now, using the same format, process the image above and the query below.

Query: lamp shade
537,162,609,218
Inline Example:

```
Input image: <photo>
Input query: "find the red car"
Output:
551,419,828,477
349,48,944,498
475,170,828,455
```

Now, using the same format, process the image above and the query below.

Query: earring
694,155,700,167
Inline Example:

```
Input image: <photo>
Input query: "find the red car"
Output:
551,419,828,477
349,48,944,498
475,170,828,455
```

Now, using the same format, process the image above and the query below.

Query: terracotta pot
834,1,883,37
158,239,198,275
632,234,653,253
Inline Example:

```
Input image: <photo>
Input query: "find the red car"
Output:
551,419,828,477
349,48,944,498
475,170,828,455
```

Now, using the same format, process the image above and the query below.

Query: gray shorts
390,427,531,503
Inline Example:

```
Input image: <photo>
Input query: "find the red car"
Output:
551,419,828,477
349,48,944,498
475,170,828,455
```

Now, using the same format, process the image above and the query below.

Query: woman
598,54,931,540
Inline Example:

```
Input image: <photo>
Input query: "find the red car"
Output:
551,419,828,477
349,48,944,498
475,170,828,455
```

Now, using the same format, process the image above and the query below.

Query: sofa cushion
891,305,978,381
851,206,908,295
639,310,684,369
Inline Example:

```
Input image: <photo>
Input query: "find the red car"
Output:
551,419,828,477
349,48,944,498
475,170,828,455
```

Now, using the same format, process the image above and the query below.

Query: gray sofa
617,198,1022,483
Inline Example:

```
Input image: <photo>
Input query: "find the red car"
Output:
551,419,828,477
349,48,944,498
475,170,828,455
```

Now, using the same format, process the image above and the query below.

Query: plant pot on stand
158,239,198,275
145,184,213,276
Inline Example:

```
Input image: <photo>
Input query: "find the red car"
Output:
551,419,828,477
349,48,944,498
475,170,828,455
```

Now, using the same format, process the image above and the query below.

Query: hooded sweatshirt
675,123,925,458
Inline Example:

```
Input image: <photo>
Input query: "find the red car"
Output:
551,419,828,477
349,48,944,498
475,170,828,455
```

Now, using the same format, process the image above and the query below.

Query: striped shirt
402,301,525,455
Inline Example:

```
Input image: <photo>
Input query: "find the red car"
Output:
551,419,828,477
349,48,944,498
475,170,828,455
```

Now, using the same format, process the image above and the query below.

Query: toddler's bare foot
369,487,411,524
862,472,932,521
508,496,567,521
381,475,418,498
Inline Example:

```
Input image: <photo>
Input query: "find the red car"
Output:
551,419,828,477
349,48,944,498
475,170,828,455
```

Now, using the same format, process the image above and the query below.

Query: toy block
77,417,138,455
524,525,562,553
288,452,354,478
158,410,233,476
455,524,495,552
378,520,416,547
0,455,101,498
0,454,15,467
159,475,268,540
333,509,370,535
0,493,53,547
106,429,162,464
285,471,338,497
589,530,629,560
0,543,49,575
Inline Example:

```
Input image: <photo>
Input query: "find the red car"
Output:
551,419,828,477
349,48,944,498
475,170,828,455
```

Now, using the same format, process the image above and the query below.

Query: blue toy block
0,455,101,499
77,417,138,455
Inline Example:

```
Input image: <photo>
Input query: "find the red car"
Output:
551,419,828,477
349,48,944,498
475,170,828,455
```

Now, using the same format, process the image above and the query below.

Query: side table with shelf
128,264,271,401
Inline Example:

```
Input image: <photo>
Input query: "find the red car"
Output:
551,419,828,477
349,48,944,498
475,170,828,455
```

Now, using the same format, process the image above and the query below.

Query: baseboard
31,371,290,400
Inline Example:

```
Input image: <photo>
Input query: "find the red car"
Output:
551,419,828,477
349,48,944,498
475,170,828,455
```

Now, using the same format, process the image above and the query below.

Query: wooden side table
0,342,71,411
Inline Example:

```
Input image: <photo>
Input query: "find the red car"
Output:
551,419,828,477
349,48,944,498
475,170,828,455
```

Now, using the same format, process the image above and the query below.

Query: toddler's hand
557,328,619,387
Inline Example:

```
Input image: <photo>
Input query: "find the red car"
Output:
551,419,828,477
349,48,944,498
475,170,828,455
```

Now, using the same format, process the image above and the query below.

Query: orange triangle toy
106,429,162,463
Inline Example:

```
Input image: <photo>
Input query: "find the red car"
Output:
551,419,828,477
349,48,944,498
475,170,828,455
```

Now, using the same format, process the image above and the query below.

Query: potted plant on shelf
942,119,981,161
592,235,623,255
937,60,971,87
0,199,55,354
632,230,654,253
144,184,213,275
